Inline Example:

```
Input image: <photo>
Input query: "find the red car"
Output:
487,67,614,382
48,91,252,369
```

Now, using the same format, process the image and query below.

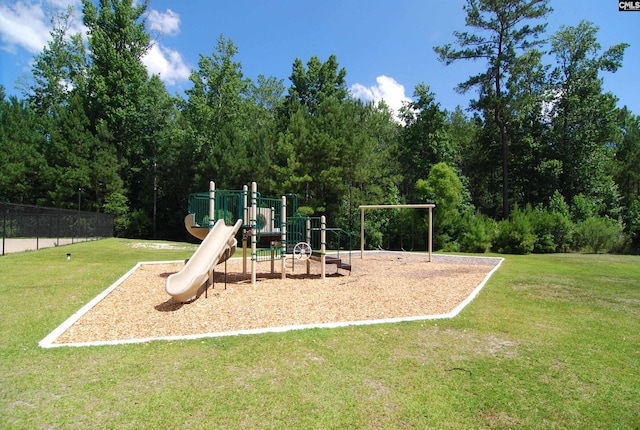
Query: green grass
1,240,639,428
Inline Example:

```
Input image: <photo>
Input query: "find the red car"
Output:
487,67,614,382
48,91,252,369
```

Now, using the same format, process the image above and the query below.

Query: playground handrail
188,189,289,230
287,215,354,263
325,227,353,266
188,190,246,227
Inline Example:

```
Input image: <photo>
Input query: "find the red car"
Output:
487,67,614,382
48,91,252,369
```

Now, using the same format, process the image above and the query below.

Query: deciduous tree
183,35,248,189
82,0,150,168
547,21,627,217
398,84,454,199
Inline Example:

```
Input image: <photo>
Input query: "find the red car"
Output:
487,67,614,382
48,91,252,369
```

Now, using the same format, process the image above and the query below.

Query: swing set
359,204,435,262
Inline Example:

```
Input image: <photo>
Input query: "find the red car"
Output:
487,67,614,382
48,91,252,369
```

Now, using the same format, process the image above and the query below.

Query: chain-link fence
1,202,114,256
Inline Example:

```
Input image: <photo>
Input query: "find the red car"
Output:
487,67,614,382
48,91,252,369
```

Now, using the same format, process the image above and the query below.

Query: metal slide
165,218,242,303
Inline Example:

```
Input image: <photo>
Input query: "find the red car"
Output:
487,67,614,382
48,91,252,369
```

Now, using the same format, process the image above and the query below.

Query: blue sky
1,0,638,116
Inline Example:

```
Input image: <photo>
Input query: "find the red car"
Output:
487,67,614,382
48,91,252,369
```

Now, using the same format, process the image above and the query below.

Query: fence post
2,203,6,256
56,208,60,247
36,207,40,250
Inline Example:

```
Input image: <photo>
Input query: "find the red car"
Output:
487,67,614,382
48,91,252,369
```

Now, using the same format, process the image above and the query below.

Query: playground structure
165,181,353,302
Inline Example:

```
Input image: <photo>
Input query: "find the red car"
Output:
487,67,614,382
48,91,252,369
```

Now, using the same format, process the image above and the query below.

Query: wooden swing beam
359,204,435,262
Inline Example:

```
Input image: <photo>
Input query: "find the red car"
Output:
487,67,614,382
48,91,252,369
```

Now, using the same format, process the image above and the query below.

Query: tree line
1,0,639,254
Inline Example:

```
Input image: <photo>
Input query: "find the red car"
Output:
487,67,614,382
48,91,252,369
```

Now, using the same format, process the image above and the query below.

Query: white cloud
143,8,191,86
0,1,51,53
143,9,190,86
142,42,190,85
147,8,180,36
350,75,411,120
49,0,80,8
541,88,562,122
0,0,84,53
0,1,190,87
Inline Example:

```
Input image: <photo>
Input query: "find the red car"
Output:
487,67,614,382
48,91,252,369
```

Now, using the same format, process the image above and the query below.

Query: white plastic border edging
38,260,184,348
447,256,504,318
40,254,504,348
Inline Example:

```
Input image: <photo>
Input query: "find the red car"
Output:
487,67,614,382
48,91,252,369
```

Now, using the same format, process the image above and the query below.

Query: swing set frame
359,204,435,262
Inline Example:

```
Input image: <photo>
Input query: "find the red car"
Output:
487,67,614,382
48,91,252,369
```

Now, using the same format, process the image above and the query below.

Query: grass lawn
1,238,639,428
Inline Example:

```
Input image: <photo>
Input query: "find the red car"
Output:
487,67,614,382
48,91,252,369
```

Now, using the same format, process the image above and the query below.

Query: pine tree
434,0,552,218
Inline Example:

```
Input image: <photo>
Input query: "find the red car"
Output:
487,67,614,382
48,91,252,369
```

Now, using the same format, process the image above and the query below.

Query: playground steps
310,253,352,271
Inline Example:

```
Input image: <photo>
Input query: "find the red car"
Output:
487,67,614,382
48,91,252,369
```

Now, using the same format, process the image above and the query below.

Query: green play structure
167,181,353,300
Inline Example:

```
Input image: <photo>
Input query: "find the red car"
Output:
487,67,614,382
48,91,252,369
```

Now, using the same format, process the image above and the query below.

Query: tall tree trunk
500,122,509,219
493,105,510,219
495,26,509,220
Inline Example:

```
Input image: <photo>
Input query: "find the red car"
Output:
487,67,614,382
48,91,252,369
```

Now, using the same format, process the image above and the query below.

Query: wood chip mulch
52,252,501,344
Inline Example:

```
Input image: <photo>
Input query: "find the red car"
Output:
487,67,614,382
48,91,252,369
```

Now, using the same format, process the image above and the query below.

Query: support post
243,184,249,225
321,216,326,280
360,207,365,259
242,231,247,275
271,207,275,231
428,207,433,262
270,241,275,274
242,184,248,275
281,196,286,280
251,182,257,286
306,218,311,275
209,181,215,228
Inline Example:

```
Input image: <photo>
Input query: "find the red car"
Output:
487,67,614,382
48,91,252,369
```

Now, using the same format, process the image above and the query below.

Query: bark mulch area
52,252,501,345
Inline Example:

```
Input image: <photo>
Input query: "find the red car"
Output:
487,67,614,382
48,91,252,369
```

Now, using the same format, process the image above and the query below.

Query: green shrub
548,190,570,218
493,207,535,254
628,196,640,252
550,211,575,252
574,216,624,254
571,193,595,223
126,209,152,238
458,211,496,253
416,162,465,251
531,206,574,253
103,192,130,237
363,218,384,249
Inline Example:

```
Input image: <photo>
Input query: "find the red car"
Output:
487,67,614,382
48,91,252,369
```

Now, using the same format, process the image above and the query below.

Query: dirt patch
52,252,501,345
128,242,197,251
